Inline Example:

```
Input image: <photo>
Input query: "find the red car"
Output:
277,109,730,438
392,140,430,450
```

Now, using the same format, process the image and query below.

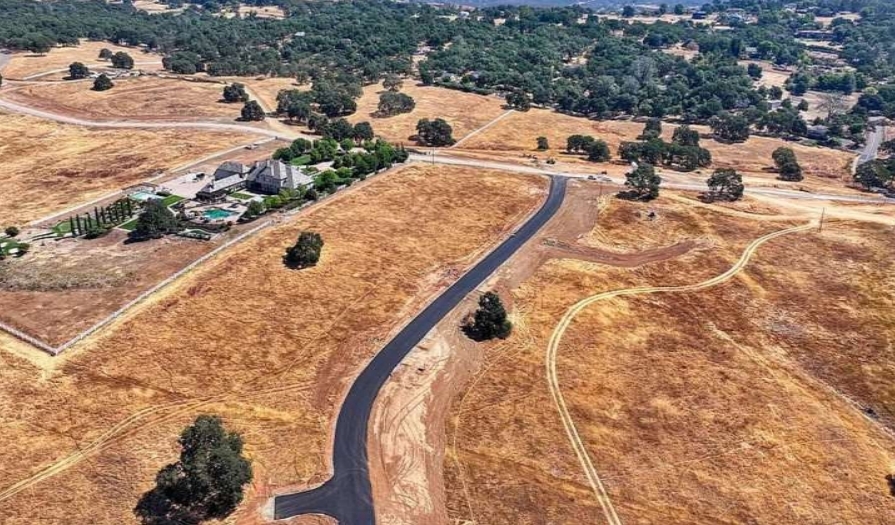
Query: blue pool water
203,208,237,220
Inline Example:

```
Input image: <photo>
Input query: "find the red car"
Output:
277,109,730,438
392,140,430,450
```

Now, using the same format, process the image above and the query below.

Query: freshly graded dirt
2,41,159,80
0,164,547,525
348,82,507,144
0,111,253,225
4,76,237,121
443,191,895,524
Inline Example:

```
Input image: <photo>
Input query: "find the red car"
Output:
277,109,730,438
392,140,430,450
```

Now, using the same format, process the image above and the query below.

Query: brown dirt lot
4,76,237,120
444,189,895,524
2,41,159,79
0,112,253,225
0,229,215,347
348,82,507,144
0,164,547,525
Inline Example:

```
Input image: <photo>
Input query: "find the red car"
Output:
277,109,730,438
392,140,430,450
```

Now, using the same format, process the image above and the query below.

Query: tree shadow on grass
134,486,201,525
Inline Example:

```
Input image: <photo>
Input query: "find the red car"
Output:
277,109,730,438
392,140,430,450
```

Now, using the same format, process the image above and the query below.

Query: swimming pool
202,208,237,220
130,191,161,202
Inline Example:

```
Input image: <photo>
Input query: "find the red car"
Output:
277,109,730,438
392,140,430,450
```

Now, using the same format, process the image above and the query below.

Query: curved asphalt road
274,176,568,523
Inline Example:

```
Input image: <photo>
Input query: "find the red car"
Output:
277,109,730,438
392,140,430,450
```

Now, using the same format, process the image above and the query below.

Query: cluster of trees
135,415,251,525
222,83,249,103
856,84,895,118
620,124,712,172
710,113,751,143
854,158,895,191
310,140,408,192
772,146,804,182
285,231,323,269
377,91,415,117
0,0,440,79
273,123,389,167
416,118,454,146
566,135,611,162
463,291,512,341
66,198,134,238
131,200,180,241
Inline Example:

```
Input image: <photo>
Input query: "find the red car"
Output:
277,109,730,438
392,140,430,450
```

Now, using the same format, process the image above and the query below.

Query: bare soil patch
4,76,236,120
348,82,507,144
0,112,252,226
0,164,547,525
0,230,214,346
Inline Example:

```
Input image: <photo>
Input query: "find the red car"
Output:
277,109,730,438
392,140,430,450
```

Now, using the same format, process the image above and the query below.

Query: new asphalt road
273,176,568,524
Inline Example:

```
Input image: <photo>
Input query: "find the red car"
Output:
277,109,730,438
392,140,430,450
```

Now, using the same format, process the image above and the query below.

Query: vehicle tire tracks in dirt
544,222,815,525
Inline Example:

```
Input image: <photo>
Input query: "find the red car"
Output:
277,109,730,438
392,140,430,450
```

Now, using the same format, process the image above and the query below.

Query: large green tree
222,83,249,103
134,415,252,525
706,168,744,201
416,118,454,146
772,147,803,182
285,231,324,268
623,163,661,200
131,200,178,240
92,73,114,91
68,61,89,79
110,51,134,69
464,291,512,341
240,100,265,121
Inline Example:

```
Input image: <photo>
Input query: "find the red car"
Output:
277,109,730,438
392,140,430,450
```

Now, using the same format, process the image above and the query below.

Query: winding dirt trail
544,221,815,525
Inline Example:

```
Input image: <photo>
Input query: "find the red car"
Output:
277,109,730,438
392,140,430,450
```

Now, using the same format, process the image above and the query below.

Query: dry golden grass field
2,40,160,79
739,60,792,89
4,76,237,120
455,109,857,191
0,111,253,226
349,82,507,144
236,4,286,18
132,0,185,14
444,188,895,524
0,164,547,525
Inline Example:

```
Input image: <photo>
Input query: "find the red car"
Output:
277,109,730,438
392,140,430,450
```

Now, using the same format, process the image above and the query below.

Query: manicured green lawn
161,195,185,207
52,217,100,235
230,192,254,200
0,239,26,256
118,218,139,231
289,155,312,166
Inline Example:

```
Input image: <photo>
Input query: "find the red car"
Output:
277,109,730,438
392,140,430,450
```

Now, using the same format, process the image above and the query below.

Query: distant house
692,11,708,20
807,125,830,140
246,160,314,195
196,162,251,201
796,30,834,40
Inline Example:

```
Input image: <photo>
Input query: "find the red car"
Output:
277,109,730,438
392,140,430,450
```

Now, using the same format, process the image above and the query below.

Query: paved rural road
858,120,885,165
274,176,568,524
410,153,895,205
